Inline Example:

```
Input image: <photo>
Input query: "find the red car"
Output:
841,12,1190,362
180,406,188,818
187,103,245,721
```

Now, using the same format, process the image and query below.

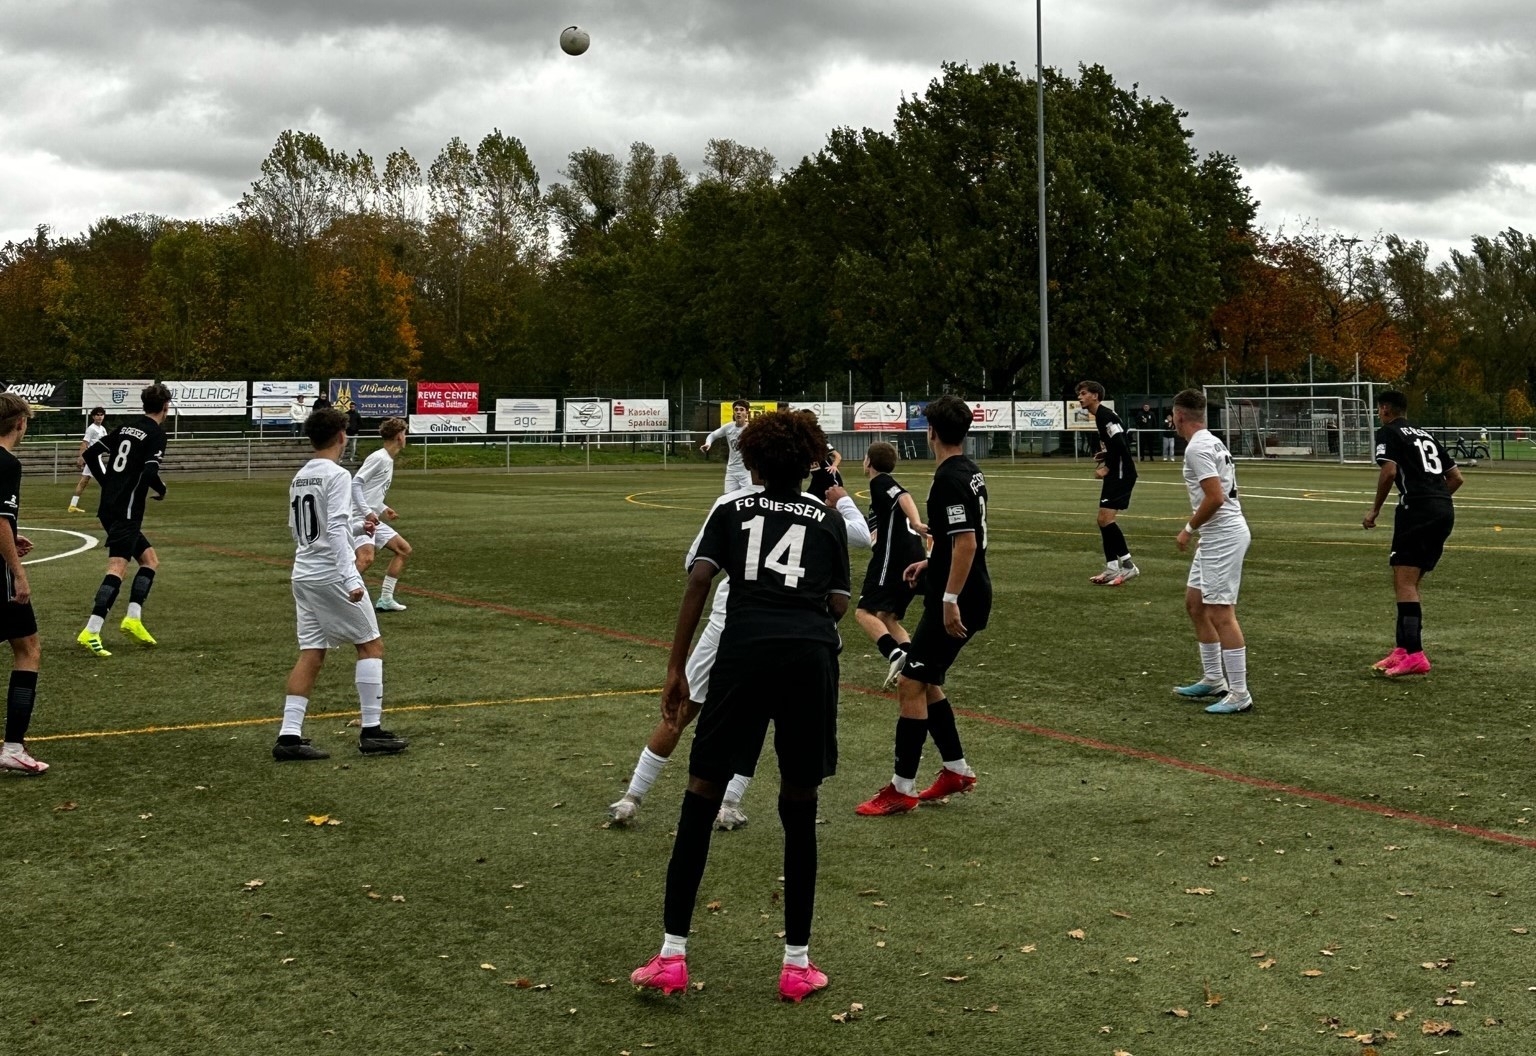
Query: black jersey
866,472,925,589
1375,419,1455,509
1,447,19,603
806,443,843,501
1095,404,1137,484
87,415,166,522
926,454,991,628
691,488,851,647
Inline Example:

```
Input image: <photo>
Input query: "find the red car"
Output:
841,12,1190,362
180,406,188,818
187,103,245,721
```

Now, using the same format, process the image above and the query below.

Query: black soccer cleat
273,738,330,762
359,728,409,755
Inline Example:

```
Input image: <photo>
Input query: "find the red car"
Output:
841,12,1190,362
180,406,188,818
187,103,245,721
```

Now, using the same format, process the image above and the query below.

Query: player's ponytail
0,393,32,438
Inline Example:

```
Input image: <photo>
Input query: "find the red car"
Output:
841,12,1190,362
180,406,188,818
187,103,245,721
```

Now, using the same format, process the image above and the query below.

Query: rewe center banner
165,381,249,416
330,378,409,417
82,379,156,414
610,398,670,432
494,399,558,432
416,382,480,414
408,414,489,435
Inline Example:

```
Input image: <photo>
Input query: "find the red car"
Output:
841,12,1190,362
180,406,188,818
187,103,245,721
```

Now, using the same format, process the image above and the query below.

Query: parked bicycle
1451,433,1491,463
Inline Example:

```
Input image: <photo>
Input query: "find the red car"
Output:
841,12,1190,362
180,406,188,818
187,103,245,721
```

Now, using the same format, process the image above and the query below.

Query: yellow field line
29,689,658,743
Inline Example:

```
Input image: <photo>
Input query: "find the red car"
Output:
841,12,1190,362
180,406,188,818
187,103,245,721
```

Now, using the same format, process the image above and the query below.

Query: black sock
779,796,818,947
129,567,156,606
926,698,965,763
1103,523,1129,562
1099,524,1118,562
876,633,897,659
663,789,723,938
276,733,302,746
894,716,927,781
1397,602,1423,653
6,670,38,743
92,575,122,619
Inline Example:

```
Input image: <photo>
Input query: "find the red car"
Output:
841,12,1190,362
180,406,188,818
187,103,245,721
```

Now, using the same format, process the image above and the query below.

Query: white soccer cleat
1089,563,1119,585
883,648,907,689
608,794,641,825
714,800,749,830
0,743,49,774
1108,563,1140,586
375,597,408,612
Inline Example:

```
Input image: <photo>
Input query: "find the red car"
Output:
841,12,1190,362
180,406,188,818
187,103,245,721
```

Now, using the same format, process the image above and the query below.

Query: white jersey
353,448,395,517
290,458,366,592
1182,428,1246,535
705,422,745,470
83,423,108,446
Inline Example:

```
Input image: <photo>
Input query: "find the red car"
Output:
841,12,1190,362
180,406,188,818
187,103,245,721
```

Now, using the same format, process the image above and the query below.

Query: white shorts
79,467,93,479
293,580,381,650
1186,524,1251,606
354,521,398,553
724,467,752,494
684,581,730,704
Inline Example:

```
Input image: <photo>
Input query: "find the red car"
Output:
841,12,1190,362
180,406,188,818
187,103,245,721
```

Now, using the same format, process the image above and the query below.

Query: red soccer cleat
918,767,977,801
630,953,689,995
778,962,829,1002
855,784,919,816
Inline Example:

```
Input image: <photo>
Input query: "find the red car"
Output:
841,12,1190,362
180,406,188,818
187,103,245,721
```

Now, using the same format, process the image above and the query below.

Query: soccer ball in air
560,26,590,55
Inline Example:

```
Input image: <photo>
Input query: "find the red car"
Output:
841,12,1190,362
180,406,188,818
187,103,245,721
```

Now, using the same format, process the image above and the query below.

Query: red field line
188,540,1535,852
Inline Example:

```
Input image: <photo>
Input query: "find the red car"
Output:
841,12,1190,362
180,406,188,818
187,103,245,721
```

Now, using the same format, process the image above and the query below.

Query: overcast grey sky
2,0,1532,256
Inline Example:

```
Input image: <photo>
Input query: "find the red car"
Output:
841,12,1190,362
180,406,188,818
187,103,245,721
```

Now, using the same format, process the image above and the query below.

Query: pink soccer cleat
1372,647,1408,672
630,953,688,995
778,962,829,1002
1383,651,1431,678
917,767,977,801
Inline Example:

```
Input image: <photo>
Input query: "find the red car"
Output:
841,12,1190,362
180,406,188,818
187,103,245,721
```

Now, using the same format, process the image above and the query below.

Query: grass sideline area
6,460,1536,1055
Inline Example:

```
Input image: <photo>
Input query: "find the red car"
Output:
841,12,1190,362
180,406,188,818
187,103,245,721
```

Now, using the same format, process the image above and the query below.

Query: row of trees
2,62,1532,422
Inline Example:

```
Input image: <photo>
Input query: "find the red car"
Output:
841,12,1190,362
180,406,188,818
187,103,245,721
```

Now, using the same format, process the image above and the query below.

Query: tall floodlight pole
1036,0,1050,401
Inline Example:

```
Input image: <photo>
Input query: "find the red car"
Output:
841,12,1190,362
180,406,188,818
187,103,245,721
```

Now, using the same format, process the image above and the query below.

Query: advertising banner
610,398,670,432
969,401,1014,432
1,380,70,410
494,399,558,433
407,414,489,435
165,380,248,417
1067,399,1114,431
82,379,156,414
330,378,409,418
853,401,907,431
563,399,612,433
1012,401,1067,431
416,382,480,414
906,401,928,432
251,380,320,422
787,402,844,430
717,400,777,424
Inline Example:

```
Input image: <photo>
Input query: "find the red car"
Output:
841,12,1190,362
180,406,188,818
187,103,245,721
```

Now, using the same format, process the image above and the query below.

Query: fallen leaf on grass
1203,980,1222,1007
390,895,406,903
1301,969,1324,977
306,814,331,826
857,889,879,896
705,900,723,912
1511,927,1529,935
1066,929,1086,941
691,981,704,992
1110,910,1131,919
1421,1019,1459,1036
509,978,532,988
944,975,968,983
53,802,77,812
243,879,265,890
1167,1008,1190,1018
1018,944,1037,953
1184,887,1215,896
366,892,382,900
281,957,295,965
480,963,496,970
871,900,889,908
1125,956,1140,964
1257,958,1277,970
1421,958,1454,970
1114,1051,1134,1056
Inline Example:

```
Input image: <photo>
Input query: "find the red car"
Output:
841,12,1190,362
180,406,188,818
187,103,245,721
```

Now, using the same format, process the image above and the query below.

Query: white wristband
1184,522,1196,534
943,592,960,604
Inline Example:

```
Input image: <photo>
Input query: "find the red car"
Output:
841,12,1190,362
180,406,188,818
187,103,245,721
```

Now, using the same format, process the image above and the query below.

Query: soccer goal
1203,382,1381,463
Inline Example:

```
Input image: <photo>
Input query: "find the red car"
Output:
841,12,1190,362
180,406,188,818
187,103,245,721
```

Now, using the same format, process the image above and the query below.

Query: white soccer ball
560,26,590,56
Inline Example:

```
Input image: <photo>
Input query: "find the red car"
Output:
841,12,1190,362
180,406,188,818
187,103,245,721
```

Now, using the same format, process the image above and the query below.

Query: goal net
1203,383,1381,463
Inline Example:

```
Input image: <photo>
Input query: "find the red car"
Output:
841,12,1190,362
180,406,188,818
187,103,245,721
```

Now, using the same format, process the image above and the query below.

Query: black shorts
901,604,985,687
100,516,152,561
858,561,918,619
1391,503,1454,572
1099,478,1136,510
0,601,38,642
689,638,838,789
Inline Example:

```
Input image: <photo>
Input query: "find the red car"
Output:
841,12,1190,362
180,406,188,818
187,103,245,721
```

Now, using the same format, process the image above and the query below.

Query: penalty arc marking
18,526,99,566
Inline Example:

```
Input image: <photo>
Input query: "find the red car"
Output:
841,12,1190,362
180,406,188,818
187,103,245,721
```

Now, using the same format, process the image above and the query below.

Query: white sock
661,933,688,958
1222,647,1248,695
943,757,972,776
1199,641,1222,683
356,657,384,727
381,575,399,600
783,944,809,968
86,615,105,634
280,695,309,738
627,747,670,799
723,773,752,803
1119,553,1133,566
892,775,917,797
127,602,143,620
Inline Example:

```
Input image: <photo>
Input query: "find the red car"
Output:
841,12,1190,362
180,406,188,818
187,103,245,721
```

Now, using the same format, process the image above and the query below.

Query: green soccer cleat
77,629,112,657
120,617,158,646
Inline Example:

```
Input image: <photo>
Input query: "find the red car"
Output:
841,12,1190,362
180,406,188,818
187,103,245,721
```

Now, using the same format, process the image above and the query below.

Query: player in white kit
67,407,109,513
701,400,752,493
272,409,408,761
353,418,414,612
1170,389,1254,714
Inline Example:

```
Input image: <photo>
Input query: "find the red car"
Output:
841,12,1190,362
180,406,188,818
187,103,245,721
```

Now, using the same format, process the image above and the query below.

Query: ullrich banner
165,381,249,417
330,379,409,417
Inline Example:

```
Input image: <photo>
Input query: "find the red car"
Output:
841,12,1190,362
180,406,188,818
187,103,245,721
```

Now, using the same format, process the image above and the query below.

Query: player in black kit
1077,381,1139,585
1362,390,1463,677
804,428,843,502
854,441,928,687
857,394,989,816
0,394,47,773
77,382,172,656
631,410,851,1003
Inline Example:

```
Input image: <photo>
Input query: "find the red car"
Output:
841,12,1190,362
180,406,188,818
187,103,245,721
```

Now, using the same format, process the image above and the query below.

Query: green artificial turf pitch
4,459,1536,1056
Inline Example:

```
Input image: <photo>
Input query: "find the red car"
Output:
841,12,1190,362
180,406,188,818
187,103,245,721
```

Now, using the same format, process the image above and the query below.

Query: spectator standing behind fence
1134,403,1157,460
290,395,310,438
1162,411,1177,461
344,406,362,462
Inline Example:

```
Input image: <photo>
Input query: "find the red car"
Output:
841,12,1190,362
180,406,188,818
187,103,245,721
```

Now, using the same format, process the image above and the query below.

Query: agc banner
494,399,557,432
